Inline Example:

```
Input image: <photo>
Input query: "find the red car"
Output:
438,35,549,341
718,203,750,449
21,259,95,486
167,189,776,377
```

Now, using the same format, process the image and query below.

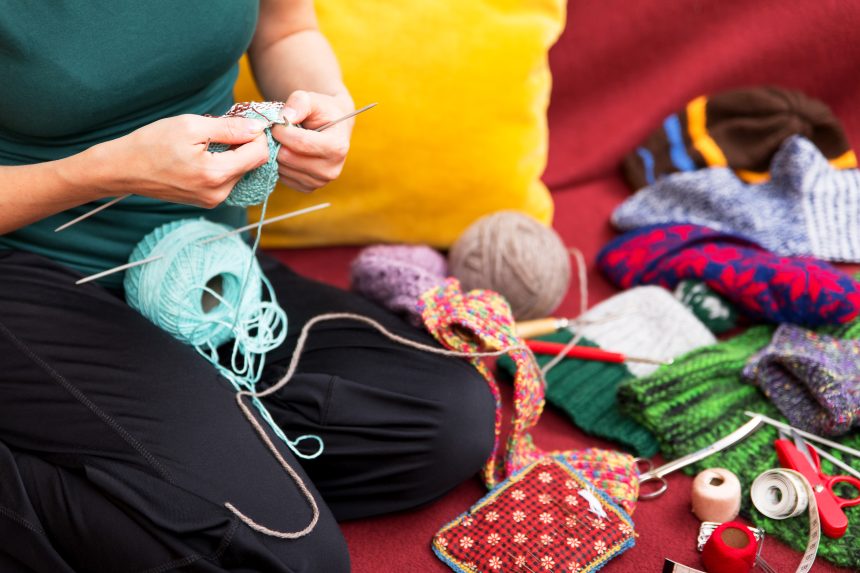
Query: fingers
208,133,271,174
282,90,313,125
195,115,269,145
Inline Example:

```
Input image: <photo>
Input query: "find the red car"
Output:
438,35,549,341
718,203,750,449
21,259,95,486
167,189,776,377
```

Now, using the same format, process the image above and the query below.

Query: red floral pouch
433,456,635,572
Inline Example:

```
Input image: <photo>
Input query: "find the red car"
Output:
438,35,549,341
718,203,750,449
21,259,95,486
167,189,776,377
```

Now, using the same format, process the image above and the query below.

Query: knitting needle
199,202,331,244
75,203,331,285
55,104,377,232
744,412,860,460
525,339,673,366
808,442,860,480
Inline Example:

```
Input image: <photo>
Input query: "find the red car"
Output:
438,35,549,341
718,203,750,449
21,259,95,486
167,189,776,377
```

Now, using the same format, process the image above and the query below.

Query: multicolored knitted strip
617,320,860,569
419,279,639,514
597,223,860,326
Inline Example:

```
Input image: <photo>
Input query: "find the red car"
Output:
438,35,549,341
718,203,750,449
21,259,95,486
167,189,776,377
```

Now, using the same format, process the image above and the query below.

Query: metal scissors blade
790,429,819,471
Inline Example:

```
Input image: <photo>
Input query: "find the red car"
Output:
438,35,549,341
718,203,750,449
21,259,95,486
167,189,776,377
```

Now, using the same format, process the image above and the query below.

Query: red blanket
274,1,858,570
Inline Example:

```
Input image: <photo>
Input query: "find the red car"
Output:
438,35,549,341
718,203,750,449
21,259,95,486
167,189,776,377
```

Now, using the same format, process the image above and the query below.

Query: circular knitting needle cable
54,103,377,232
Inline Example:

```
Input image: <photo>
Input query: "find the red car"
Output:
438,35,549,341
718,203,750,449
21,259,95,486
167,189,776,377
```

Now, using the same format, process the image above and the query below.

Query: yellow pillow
236,0,566,248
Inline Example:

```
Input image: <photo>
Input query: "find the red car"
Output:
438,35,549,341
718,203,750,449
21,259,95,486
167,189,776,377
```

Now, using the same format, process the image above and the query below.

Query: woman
0,1,495,571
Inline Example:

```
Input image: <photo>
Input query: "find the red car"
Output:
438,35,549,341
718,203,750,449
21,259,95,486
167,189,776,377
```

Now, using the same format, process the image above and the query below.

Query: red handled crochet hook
524,339,671,366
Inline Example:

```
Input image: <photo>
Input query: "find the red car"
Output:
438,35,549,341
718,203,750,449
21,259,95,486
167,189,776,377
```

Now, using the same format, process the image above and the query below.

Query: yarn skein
209,101,285,207
448,210,571,320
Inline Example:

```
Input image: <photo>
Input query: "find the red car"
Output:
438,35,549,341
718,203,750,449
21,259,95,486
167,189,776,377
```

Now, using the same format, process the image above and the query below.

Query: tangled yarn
350,244,448,325
448,210,571,320
209,101,284,207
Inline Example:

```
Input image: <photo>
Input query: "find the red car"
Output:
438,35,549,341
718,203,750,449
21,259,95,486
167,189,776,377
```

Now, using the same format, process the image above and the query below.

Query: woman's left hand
271,90,353,193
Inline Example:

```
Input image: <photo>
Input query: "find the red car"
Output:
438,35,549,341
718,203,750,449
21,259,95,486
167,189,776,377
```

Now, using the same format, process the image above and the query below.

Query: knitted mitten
597,223,860,326
618,322,860,569
621,87,855,190
613,136,860,262
743,324,860,436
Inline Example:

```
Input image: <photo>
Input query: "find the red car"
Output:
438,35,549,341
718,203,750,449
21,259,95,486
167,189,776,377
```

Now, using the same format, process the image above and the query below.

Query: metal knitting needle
55,104,376,232
75,203,331,285
744,412,860,459
809,442,860,480
200,202,331,244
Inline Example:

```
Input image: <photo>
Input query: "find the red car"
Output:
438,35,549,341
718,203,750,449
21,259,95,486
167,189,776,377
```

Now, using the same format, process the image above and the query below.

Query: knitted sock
621,86,856,190
498,330,660,457
673,281,739,334
597,223,860,326
613,136,860,262
743,324,860,436
617,320,860,569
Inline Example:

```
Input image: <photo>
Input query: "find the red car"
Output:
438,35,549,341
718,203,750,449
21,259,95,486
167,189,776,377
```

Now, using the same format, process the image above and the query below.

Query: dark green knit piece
674,280,739,334
619,324,860,568
498,331,660,457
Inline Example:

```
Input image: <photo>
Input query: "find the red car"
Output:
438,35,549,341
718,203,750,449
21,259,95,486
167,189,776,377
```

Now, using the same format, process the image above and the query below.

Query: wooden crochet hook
55,103,377,232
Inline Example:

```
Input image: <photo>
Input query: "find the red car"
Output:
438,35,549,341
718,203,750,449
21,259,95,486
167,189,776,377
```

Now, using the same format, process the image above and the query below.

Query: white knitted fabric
573,286,716,377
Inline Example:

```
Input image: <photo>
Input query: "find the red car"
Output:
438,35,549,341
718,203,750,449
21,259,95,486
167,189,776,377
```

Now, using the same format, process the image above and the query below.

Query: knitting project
621,86,855,190
743,324,860,436
617,322,860,569
613,136,860,262
419,279,641,512
210,101,284,207
498,331,659,457
597,223,860,326
350,244,447,325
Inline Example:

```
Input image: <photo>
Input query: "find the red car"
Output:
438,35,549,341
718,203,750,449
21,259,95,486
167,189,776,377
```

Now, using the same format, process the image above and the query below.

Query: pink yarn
350,245,448,324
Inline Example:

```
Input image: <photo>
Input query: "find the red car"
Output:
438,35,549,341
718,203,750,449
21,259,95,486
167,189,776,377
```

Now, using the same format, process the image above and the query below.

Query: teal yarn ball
124,218,266,348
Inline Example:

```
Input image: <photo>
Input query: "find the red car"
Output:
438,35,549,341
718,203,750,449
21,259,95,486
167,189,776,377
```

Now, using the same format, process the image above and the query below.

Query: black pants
0,251,495,572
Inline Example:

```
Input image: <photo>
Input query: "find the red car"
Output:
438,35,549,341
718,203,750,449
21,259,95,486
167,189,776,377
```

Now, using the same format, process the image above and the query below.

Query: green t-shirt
0,1,259,287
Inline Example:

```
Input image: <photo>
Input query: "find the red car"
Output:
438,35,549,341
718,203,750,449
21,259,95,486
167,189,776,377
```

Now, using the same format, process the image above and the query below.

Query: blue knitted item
612,136,860,262
209,101,283,207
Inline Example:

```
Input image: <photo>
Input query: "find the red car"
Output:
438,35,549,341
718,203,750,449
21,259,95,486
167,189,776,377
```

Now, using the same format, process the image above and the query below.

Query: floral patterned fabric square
433,456,635,572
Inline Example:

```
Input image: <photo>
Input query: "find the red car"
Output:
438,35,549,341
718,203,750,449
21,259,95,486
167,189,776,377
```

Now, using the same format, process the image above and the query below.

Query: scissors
774,429,860,539
635,415,764,499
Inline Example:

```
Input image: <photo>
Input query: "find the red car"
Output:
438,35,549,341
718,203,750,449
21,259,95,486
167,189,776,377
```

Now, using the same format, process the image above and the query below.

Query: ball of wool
448,210,571,320
350,244,448,325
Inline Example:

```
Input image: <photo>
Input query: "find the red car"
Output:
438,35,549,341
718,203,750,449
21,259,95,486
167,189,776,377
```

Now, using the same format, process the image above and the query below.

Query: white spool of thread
691,468,742,523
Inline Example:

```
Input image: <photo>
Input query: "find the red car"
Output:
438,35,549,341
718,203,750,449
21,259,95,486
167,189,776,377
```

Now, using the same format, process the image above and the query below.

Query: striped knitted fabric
613,136,860,262
618,322,860,569
498,330,660,457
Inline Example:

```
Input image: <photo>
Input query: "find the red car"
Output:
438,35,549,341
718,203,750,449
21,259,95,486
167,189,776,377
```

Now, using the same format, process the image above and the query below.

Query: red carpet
272,1,859,570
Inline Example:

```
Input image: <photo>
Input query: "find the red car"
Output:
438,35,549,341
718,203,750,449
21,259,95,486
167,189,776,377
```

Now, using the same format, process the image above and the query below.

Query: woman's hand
271,90,354,193
90,114,271,208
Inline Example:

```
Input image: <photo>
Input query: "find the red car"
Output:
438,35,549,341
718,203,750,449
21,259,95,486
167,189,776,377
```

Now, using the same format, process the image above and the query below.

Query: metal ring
637,475,668,500
633,457,653,475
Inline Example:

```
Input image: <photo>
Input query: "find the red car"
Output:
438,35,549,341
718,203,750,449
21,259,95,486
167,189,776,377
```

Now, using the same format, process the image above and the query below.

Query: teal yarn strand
124,218,323,460
209,101,284,207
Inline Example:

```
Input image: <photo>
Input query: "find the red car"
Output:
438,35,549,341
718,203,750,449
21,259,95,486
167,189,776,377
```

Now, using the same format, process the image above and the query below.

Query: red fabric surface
271,1,859,570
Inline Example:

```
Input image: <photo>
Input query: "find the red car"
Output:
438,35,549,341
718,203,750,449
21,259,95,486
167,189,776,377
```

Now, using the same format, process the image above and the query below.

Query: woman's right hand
89,114,271,208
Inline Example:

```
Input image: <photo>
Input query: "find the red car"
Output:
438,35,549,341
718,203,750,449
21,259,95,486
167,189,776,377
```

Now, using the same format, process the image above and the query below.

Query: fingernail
282,107,298,124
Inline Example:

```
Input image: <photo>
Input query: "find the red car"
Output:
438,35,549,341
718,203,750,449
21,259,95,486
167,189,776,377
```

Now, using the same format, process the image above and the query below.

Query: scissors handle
637,473,668,500
825,474,860,508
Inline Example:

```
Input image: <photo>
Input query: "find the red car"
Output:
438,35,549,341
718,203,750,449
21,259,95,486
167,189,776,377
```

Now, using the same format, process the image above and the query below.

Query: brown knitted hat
622,86,856,189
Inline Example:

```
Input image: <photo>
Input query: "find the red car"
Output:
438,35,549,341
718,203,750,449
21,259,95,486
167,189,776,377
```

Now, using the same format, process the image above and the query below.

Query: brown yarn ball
448,210,571,320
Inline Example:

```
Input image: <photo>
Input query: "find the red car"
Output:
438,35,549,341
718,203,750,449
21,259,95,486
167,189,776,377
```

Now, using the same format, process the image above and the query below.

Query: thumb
282,91,312,125
200,116,269,145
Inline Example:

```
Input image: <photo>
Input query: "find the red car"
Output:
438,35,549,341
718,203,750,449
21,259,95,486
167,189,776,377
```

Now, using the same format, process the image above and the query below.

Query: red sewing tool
524,339,670,365
774,429,860,538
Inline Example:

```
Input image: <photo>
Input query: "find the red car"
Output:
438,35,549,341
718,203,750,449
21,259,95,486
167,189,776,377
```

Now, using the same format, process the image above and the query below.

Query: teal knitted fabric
498,330,660,457
618,323,860,569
